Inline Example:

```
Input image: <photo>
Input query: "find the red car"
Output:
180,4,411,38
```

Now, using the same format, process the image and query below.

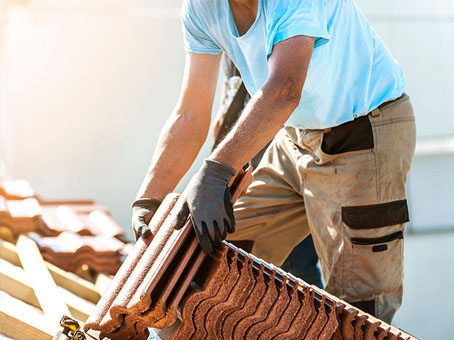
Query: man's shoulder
182,0,219,19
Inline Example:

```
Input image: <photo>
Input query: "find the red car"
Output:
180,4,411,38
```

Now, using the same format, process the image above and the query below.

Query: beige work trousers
230,94,416,323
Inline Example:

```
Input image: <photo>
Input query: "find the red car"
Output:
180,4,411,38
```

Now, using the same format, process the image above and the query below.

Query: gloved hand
173,159,236,254
131,198,161,240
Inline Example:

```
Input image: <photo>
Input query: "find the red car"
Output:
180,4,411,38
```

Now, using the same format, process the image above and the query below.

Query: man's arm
210,35,314,170
136,52,221,202
132,52,221,239
171,35,315,253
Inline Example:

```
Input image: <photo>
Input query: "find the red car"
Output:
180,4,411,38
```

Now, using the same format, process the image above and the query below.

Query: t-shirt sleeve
181,0,222,55
266,0,330,58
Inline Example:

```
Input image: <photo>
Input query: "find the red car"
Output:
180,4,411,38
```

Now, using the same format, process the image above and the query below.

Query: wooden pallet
0,236,111,340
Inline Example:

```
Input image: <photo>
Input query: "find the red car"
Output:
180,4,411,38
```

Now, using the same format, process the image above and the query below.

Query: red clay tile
40,201,124,238
304,295,329,339
175,246,230,339
244,276,291,340
84,193,180,334
0,198,42,232
191,251,240,340
341,308,359,340
258,282,300,340
0,179,35,199
273,288,316,340
221,263,266,340
318,301,342,340
108,218,194,323
354,315,369,340
232,270,278,340
126,236,200,330
205,256,255,339
85,168,419,340
364,321,381,340
152,248,207,330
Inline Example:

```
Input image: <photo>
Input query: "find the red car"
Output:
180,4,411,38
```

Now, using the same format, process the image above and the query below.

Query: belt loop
371,108,380,117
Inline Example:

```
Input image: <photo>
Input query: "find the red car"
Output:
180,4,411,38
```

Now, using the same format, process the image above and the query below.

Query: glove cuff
132,198,161,209
203,159,236,180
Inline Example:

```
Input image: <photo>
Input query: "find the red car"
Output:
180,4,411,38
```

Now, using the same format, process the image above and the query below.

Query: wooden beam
0,291,53,340
0,239,19,266
0,239,101,304
47,262,101,304
16,235,69,333
94,273,112,295
0,258,95,322
0,258,40,308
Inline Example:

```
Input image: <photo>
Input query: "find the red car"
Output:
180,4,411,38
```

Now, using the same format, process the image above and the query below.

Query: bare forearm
211,36,314,170
210,84,299,170
136,110,209,201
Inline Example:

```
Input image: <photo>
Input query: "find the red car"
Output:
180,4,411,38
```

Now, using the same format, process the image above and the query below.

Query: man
213,54,323,288
132,0,416,323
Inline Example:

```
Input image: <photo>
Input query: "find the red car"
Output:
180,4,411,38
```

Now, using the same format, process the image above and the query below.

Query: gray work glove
173,159,236,254
131,198,161,240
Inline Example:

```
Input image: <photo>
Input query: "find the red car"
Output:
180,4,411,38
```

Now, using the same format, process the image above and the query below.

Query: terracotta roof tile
83,168,419,340
232,270,279,340
221,263,266,340
305,295,329,339
28,231,126,275
84,193,180,339
0,179,35,200
257,282,300,339
175,247,230,339
40,201,124,238
245,277,291,340
273,288,316,340
205,256,255,339
0,198,42,233
191,251,240,339
318,301,340,340
354,314,369,340
363,321,381,340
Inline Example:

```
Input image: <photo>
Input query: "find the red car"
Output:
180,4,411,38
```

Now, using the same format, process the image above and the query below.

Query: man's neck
228,0,259,36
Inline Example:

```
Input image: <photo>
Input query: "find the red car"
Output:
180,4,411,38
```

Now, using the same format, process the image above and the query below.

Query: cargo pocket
321,115,374,155
341,200,409,296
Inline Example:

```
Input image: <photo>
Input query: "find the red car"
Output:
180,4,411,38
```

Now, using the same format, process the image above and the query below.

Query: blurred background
0,0,452,338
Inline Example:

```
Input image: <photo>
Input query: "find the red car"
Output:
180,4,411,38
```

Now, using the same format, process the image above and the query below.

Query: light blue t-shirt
181,0,407,129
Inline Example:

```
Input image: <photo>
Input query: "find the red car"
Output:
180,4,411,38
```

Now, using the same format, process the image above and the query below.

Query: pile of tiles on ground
0,178,130,275
29,231,130,275
84,169,253,340
0,196,43,233
84,167,418,340
0,178,124,238
39,201,124,238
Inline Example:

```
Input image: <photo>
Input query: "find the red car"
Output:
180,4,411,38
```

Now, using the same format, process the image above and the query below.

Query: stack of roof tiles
0,178,130,275
84,169,418,340
28,231,129,275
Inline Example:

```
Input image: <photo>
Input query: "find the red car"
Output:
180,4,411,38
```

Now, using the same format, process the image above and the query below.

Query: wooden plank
0,239,20,266
94,273,112,295
0,258,95,322
16,235,69,333
47,262,101,304
0,258,40,308
0,239,101,303
58,288,95,322
0,291,53,340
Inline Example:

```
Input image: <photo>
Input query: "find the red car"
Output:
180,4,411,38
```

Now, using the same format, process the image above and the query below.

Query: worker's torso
182,0,407,129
